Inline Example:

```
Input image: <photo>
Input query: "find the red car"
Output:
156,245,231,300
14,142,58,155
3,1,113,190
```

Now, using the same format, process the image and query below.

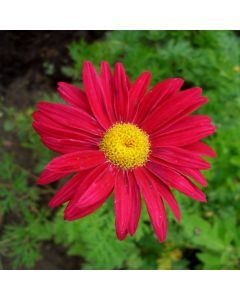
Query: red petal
113,62,129,122
64,163,115,220
40,136,98,154
113,171,141,239
48,171,89,207
128,71,151,121
155,181,181,222
114,170,132,240
151,146,211,170
149,171,181,221
180,168,207,187
134,167,167,242
149,156,207,187
152,115,212,137
127,172,141,236
32,120,99,145
83,61,111,129
66,200,107,220
142,88,206,134
126,75,131,89
183,141,216,157
151,117,216,147
32,111,59,128
58,82,91,113
147,161,207,202
100,61,116,124
36,102,103,136
152,125,216,147
37,169,69,185
43,150,105,174
151,115,212,138
135,78,183,124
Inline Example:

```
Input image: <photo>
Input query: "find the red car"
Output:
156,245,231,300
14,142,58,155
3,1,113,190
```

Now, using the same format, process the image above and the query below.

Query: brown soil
0,30,106,109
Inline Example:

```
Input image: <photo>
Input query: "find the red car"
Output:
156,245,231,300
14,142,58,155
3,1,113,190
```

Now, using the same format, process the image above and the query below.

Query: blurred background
0,30,239,270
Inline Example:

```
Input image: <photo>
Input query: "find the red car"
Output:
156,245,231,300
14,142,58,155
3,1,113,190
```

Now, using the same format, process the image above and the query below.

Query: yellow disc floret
100,123,150,170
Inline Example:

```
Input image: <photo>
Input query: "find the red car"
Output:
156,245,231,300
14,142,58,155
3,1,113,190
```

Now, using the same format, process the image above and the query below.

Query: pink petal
180,168,207,187
66,200,107,220
136,165,180,221
142,88,206,134
32,111,59,128
149,156,207,187
33,113,100,154
127,172,141,236
151,115,212,138
114,170,132,240
135,78,184,124
147,161,207,202
151,117,216,147
134,167,167,242
128,71,151,121
40,136,98,154
100,61,116,124
58,82,91,113
183,141,216,157
83,61,111,129
151,146,211,170
36,102,103,136
126,75,131,89
48,171,89,207
155,180,181,222
37,169,69,185
152,115,212,137
64,163,116,220
113,62,129,122
43,150,105,174
32,120,100,145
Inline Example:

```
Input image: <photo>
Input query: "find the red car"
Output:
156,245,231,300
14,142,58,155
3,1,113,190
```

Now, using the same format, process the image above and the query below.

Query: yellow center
100,123,150,170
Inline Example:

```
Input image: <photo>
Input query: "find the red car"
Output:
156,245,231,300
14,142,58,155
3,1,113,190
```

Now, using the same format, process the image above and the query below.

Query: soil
0,30,106,109
0,30,107,269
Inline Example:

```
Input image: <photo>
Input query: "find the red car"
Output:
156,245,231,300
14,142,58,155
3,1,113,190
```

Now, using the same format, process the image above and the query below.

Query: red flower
32,61,216,242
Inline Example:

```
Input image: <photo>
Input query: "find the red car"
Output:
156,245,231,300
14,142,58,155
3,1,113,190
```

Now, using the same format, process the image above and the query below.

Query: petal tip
36,177,45,185
48,201,56,208
116,228,128,241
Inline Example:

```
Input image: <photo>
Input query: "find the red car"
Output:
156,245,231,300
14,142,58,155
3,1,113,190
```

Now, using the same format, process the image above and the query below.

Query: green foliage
0,153,35,214
1,30,240,269
182,212,240,269
52,200,145,270
1,210,51,268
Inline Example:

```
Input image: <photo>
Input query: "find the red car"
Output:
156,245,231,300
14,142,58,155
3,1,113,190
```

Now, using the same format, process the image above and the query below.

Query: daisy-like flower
32,61,216,242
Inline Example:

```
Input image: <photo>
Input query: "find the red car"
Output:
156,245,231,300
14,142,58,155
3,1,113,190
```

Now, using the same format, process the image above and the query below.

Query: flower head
32,61,216,242
100,123,150,170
